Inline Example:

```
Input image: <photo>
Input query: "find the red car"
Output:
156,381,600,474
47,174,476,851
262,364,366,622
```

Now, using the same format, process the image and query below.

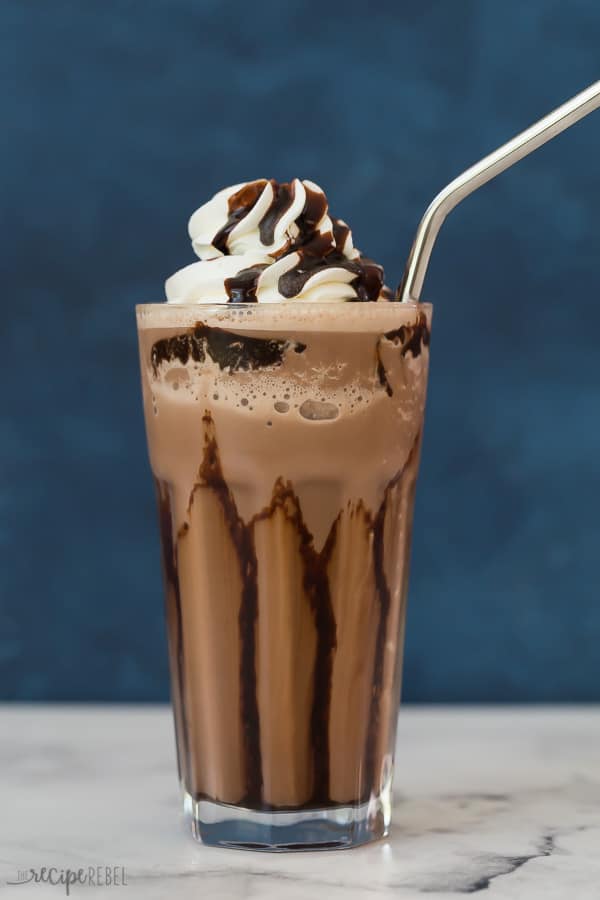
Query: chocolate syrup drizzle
376,311,431,396
224,264,269,303
161,413,422,809
151,322,306,376
189,415,264,804
206,178,386,302
212,180,267,255
154,479,191,788
258,181,295,247
254,480,338,804
278,235,384,302
362,431,422,793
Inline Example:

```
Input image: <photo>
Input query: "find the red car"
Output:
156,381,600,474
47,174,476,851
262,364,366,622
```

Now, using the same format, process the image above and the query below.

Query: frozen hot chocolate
137,179,431,849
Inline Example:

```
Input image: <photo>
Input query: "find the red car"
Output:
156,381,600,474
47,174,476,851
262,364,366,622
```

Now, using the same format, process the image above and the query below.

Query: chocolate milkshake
137,179,431,849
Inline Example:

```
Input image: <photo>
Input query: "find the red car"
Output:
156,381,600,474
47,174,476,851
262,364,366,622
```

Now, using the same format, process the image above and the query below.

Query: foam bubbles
165,367,190,391
299,399,339,421
152,354,381,426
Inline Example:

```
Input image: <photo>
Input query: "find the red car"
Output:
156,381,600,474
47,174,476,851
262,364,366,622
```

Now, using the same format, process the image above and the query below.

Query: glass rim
136,300,432,312
135,301,433,336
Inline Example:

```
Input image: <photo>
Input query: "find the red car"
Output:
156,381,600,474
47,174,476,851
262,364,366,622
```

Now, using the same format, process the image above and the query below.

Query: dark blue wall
2,0,599,701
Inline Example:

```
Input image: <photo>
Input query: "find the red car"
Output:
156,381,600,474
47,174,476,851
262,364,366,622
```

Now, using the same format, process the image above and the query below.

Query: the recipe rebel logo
7,866,128,894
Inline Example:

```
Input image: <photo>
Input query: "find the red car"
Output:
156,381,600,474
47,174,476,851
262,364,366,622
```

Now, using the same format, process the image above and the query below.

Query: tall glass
137,301,431,850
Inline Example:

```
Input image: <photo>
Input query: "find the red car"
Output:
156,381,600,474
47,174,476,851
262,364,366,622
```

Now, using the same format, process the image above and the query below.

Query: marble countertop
1,705,599,899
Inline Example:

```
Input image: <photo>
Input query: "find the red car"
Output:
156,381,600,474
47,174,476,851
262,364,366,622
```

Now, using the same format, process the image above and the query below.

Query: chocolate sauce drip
275,192,384,302
350,257,386,302
278,247,384,302
363,430,422,797
224,264,269,303
384,311,431,358
375,312,431,395
293,184,329,247
192,415,263,804
154,479,191,787
259,181,295,248
185,419,338,804
212,179,267,254
212,178,329,259
173,414,419,809
307,520,339,802
212,211,246,256
151,322,306,375
229,180,269,212
331,218,351,252
377,356,393,398
207,179,386,300
254,481,338,804
257,180,329,253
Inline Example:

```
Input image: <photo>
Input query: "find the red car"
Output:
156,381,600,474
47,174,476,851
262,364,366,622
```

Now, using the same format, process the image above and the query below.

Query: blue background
2,0,599,702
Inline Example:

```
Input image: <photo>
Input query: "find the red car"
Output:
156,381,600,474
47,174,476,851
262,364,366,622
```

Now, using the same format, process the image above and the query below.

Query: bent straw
399,81,600,302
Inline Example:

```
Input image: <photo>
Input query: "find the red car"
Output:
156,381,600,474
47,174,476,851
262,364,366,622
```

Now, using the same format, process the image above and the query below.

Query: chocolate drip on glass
157,411,422,808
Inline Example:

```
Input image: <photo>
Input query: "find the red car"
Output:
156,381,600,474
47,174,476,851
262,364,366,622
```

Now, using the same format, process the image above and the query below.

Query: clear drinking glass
136,300,431,850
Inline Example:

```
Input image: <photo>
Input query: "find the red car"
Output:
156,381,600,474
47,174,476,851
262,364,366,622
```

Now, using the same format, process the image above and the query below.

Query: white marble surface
1,706,599,899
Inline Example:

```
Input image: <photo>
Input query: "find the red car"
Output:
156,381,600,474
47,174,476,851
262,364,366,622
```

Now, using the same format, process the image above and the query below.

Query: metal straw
399,80,600,302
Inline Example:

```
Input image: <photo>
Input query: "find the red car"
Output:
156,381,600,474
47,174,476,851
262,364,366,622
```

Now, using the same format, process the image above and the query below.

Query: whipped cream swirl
165,178,390,303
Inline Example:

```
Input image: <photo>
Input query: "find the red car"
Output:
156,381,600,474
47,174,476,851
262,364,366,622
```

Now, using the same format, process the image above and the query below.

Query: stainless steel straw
399,80,600,302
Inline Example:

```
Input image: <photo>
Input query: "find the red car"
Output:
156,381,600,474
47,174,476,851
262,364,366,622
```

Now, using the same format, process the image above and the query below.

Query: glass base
183,782,392,851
